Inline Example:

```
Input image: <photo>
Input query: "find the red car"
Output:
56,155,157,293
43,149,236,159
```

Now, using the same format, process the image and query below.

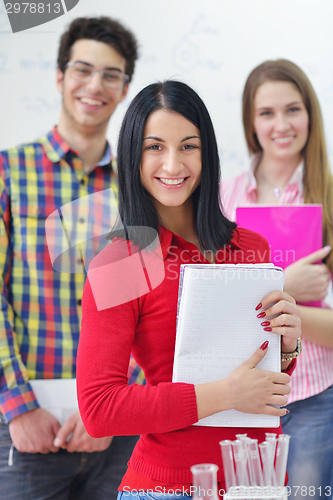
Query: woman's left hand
256,290,301,352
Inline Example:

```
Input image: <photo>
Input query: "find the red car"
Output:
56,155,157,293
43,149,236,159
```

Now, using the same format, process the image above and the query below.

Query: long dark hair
114,80,236,252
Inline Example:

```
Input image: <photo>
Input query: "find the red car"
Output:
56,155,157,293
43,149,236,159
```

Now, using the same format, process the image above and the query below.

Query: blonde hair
242,59,333,272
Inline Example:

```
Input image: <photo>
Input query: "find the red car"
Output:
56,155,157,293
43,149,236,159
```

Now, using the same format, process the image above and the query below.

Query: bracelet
281,337,302,362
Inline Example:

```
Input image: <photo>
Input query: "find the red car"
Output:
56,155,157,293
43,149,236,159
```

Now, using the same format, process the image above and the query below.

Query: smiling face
253,81,309,163
140,109,202,216
56,39,129,135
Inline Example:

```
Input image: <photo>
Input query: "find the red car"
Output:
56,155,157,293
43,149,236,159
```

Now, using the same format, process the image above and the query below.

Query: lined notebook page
172,264,285,428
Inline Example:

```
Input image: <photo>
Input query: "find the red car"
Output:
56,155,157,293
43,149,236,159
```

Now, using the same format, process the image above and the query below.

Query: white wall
1,0,333,179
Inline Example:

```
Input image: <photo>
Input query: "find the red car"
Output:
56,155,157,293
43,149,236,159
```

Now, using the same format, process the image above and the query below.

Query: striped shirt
221,154,333,404
0,127,144,422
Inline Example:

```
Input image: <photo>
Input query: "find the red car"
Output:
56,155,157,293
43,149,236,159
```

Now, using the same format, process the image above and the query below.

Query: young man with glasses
0,16,142,500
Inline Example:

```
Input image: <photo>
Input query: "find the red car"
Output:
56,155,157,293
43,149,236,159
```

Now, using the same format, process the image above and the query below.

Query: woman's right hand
283,246,331,303
226,341,291,417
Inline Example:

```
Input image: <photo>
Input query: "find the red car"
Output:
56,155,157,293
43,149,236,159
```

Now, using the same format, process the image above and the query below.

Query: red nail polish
257,311,266,318
263,327,272,332
260,340,269,350
261,321,270,327
255,303,262,311
285,409,290,414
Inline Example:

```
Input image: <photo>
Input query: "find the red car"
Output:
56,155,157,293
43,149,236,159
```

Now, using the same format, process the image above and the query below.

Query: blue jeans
281,385,333,500
0,420,139,500
117,492,191,500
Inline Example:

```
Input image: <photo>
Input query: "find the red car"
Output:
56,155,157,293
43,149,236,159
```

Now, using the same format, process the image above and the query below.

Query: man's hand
284,246,331,303
53,411,113,453
9,408,61,454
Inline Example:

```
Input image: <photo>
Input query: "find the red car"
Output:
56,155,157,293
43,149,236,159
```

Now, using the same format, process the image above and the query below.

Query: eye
104,72,121,82
146,144,162,151
259,110,272,117
75,67,92,75
288,106,301,113
182,144,198,150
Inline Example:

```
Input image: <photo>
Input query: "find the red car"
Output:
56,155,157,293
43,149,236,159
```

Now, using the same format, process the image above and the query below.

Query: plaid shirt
0,127,144,422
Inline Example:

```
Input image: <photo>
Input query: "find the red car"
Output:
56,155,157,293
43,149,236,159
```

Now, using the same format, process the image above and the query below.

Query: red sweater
77,226,295,489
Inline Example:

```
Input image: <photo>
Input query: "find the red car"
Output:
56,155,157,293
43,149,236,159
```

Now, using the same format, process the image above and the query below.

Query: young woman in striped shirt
221,59,333,498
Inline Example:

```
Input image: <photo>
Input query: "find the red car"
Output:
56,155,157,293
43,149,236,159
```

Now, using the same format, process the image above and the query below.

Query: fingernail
323,245,331,252
285,409,290,414
263,327,272,332
260,340,269,350
257,311,266,318
261,321,270,327
255,303,262,311
53,437,61,447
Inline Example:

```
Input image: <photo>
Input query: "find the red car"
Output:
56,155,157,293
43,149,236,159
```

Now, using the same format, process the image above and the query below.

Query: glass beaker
190,463,220,500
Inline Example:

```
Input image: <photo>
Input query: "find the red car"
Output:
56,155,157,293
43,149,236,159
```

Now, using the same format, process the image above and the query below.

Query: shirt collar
285,160,304,195
159,226,241,262
246,152,304,198
40,126,113,168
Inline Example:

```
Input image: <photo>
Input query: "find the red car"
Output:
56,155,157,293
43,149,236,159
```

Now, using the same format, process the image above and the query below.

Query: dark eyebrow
181,135,201,142
143,135,201,142
74,61,122,72
143,136,164,142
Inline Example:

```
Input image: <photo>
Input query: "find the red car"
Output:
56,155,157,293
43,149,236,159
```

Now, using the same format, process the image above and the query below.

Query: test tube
220,440,236,491
259,441,273,486
265,433,277,486
248,439,264,486
235,434,250,485
275,434,291,487
232,439,249,486
265,433,277,461
242,437,255,486
235,433,248,440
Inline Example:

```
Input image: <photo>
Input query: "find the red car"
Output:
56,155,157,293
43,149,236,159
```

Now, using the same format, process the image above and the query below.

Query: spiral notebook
172,263,285,428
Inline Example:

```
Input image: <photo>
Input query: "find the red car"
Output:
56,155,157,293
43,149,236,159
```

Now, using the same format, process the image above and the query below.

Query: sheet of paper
30,378,78,425
172,264,285,427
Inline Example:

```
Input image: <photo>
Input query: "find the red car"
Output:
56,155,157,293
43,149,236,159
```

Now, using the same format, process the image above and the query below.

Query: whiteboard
1,0,333,179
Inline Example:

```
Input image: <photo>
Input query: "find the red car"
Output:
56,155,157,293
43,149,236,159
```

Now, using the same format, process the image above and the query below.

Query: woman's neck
158,202,197,243
155,199,216,263
255,152,302,204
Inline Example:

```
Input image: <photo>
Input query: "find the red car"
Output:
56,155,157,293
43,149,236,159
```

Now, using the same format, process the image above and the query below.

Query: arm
77,277,199,438
284,246,333,347
195,343,291,420
0,165,39,421
297,305,333,348
77,279,299,438
0,157,65,453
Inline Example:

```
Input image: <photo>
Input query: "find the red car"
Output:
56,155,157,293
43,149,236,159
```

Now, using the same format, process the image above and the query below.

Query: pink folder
236,205,323,307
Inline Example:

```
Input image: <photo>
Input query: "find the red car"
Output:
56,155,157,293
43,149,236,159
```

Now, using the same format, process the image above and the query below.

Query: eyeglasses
66,62,130,89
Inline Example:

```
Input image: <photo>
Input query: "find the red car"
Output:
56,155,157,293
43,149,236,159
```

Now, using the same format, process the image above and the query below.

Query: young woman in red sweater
76,81,301,499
